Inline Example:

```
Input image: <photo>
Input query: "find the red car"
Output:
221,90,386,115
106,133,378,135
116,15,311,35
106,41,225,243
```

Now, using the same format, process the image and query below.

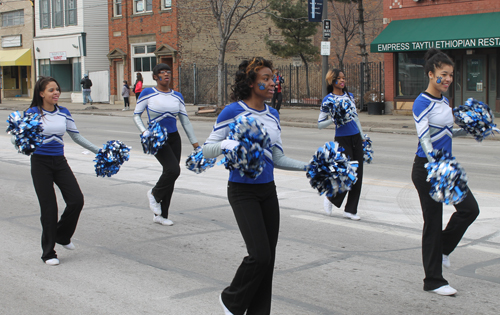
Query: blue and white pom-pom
185,146,216,174
425,150,468,205
363,134,373,163
321,97,356,126
218,116,271,179
6,111,44,156
453,98,500,142
141,121,168,155
94,140,131,177
306,141,358,197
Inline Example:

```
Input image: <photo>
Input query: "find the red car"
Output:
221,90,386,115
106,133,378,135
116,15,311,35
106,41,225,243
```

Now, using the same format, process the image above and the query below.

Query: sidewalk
0,99,418,135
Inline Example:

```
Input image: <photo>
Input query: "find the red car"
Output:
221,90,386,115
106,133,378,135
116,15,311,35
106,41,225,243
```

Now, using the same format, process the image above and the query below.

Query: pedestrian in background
318,68,365,221
203,57,307,315
27,76,101,266
122,80,130,111
134,72,143,97
271,69,284,113
80,73,93,105
133,64,199,226
411,48,479,296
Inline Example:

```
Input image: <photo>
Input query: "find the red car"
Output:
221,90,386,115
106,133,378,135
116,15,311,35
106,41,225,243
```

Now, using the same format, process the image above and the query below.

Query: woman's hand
192,142,200,149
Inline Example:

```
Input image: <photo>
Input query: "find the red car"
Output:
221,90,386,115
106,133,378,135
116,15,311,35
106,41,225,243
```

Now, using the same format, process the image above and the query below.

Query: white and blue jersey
134,87,188,133
413,92,454,157
318,92,359,137
205,101,282,184
26,106,79,156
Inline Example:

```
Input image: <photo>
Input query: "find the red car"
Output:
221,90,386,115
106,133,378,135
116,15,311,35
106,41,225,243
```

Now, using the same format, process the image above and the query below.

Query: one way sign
308,0,323,23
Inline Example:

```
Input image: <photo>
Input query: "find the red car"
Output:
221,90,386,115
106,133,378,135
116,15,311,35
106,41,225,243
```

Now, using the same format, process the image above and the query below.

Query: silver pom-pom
306,141,358,197
185,146,216,174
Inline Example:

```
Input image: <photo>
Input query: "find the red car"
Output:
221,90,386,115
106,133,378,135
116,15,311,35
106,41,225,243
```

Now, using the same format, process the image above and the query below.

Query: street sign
308,0,323,23
321,41,330,56
323,19,331,38
292,56,302,67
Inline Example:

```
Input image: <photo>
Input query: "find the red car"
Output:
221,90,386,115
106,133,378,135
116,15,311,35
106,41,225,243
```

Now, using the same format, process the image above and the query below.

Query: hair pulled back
424,48,454,76
29,76,61,112
325,68,353,100
230,57,273,102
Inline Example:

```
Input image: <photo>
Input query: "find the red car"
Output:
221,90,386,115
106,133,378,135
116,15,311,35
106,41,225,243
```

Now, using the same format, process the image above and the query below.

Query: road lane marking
291,214,500,255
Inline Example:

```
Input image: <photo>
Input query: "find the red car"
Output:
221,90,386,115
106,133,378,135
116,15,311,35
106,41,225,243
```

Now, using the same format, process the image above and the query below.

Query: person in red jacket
271,69,284,113
134,72,143,97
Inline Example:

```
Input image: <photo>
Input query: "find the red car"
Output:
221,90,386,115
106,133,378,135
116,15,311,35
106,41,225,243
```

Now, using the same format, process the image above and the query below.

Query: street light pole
321,1,328,97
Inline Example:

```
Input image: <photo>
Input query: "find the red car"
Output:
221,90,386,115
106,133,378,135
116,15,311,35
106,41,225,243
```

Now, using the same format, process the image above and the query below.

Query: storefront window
396,52,427,98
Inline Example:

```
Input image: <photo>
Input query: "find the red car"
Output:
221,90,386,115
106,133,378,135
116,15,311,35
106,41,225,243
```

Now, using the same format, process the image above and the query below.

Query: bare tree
206,0,268,107
329,0,359,69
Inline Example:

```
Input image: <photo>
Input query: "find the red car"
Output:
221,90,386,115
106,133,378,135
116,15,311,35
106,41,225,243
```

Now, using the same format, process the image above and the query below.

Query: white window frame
134,0,153,14
2,35,22,48
113,0,122,17
163,0,172,10
40,0,51,29
131,43,157,87
1,10,24,27
52,0,64,28
65,0,77,26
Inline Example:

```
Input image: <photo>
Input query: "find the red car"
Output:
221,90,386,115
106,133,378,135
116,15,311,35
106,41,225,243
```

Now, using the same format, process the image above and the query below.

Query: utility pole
321,2,329,97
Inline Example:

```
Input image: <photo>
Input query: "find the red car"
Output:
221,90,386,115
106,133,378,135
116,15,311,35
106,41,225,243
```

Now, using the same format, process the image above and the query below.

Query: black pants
327,133,364,214
271,92,282,112
124,97,130,108
222,181,279,315
411,156,479,291
153,131,181,218
30,154,84,261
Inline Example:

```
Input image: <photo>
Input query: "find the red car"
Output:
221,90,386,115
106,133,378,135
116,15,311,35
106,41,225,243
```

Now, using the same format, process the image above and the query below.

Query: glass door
463,55,487,103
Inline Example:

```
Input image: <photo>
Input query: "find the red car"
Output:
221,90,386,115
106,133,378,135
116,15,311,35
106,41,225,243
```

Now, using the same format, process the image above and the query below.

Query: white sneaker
442,254,450,268
45,258,60,266
219,294,233,315
122,108,127,111
62,242,75,250
430,285,457,296
153,215,173,226
343,212,361,220
147,189,162,215
323,196,333,215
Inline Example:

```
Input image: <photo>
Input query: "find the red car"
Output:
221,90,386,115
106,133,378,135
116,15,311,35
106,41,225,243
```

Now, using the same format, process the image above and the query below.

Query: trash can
367,102,385,115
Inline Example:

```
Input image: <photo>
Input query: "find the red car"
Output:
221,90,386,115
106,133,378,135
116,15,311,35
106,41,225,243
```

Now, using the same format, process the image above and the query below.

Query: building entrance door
116,61,124,101
463,55,487,102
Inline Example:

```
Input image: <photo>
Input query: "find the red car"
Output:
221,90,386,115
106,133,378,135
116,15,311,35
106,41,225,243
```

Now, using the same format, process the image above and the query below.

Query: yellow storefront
0,48,32,98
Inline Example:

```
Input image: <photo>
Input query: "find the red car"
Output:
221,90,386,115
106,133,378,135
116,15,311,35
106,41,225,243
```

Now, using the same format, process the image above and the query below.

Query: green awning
371,12,500,53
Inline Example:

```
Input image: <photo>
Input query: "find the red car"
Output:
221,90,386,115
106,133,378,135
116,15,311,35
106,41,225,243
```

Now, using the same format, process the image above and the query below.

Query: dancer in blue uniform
203,57,307,315
411,48,479,296
26,76,101,266
318,69,365,220
133,63,199,226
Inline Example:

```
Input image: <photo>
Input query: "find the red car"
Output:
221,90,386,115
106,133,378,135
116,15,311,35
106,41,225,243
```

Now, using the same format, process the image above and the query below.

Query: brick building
107,0,385,104
371,0,500,113
0,0,35,99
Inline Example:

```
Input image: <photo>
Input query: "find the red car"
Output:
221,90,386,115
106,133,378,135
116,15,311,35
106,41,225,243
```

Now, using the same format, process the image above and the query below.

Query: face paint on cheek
436,76,442,84
159,77,162,81
258,83,266,90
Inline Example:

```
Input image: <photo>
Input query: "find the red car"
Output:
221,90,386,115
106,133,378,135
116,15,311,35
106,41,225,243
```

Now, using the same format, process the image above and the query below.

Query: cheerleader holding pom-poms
412,48,479,296
133,63,200,226
318,68,366,220
6,111,44,155
21,76,109,266
306,141,359,197
453,98,500,142
203,57,309,315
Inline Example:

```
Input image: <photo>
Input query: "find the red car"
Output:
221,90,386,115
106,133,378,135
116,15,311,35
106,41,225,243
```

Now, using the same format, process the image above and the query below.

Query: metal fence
179,62,384,111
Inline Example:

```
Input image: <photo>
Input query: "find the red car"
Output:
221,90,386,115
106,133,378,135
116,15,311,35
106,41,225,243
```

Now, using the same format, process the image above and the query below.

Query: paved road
1,112,499,314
